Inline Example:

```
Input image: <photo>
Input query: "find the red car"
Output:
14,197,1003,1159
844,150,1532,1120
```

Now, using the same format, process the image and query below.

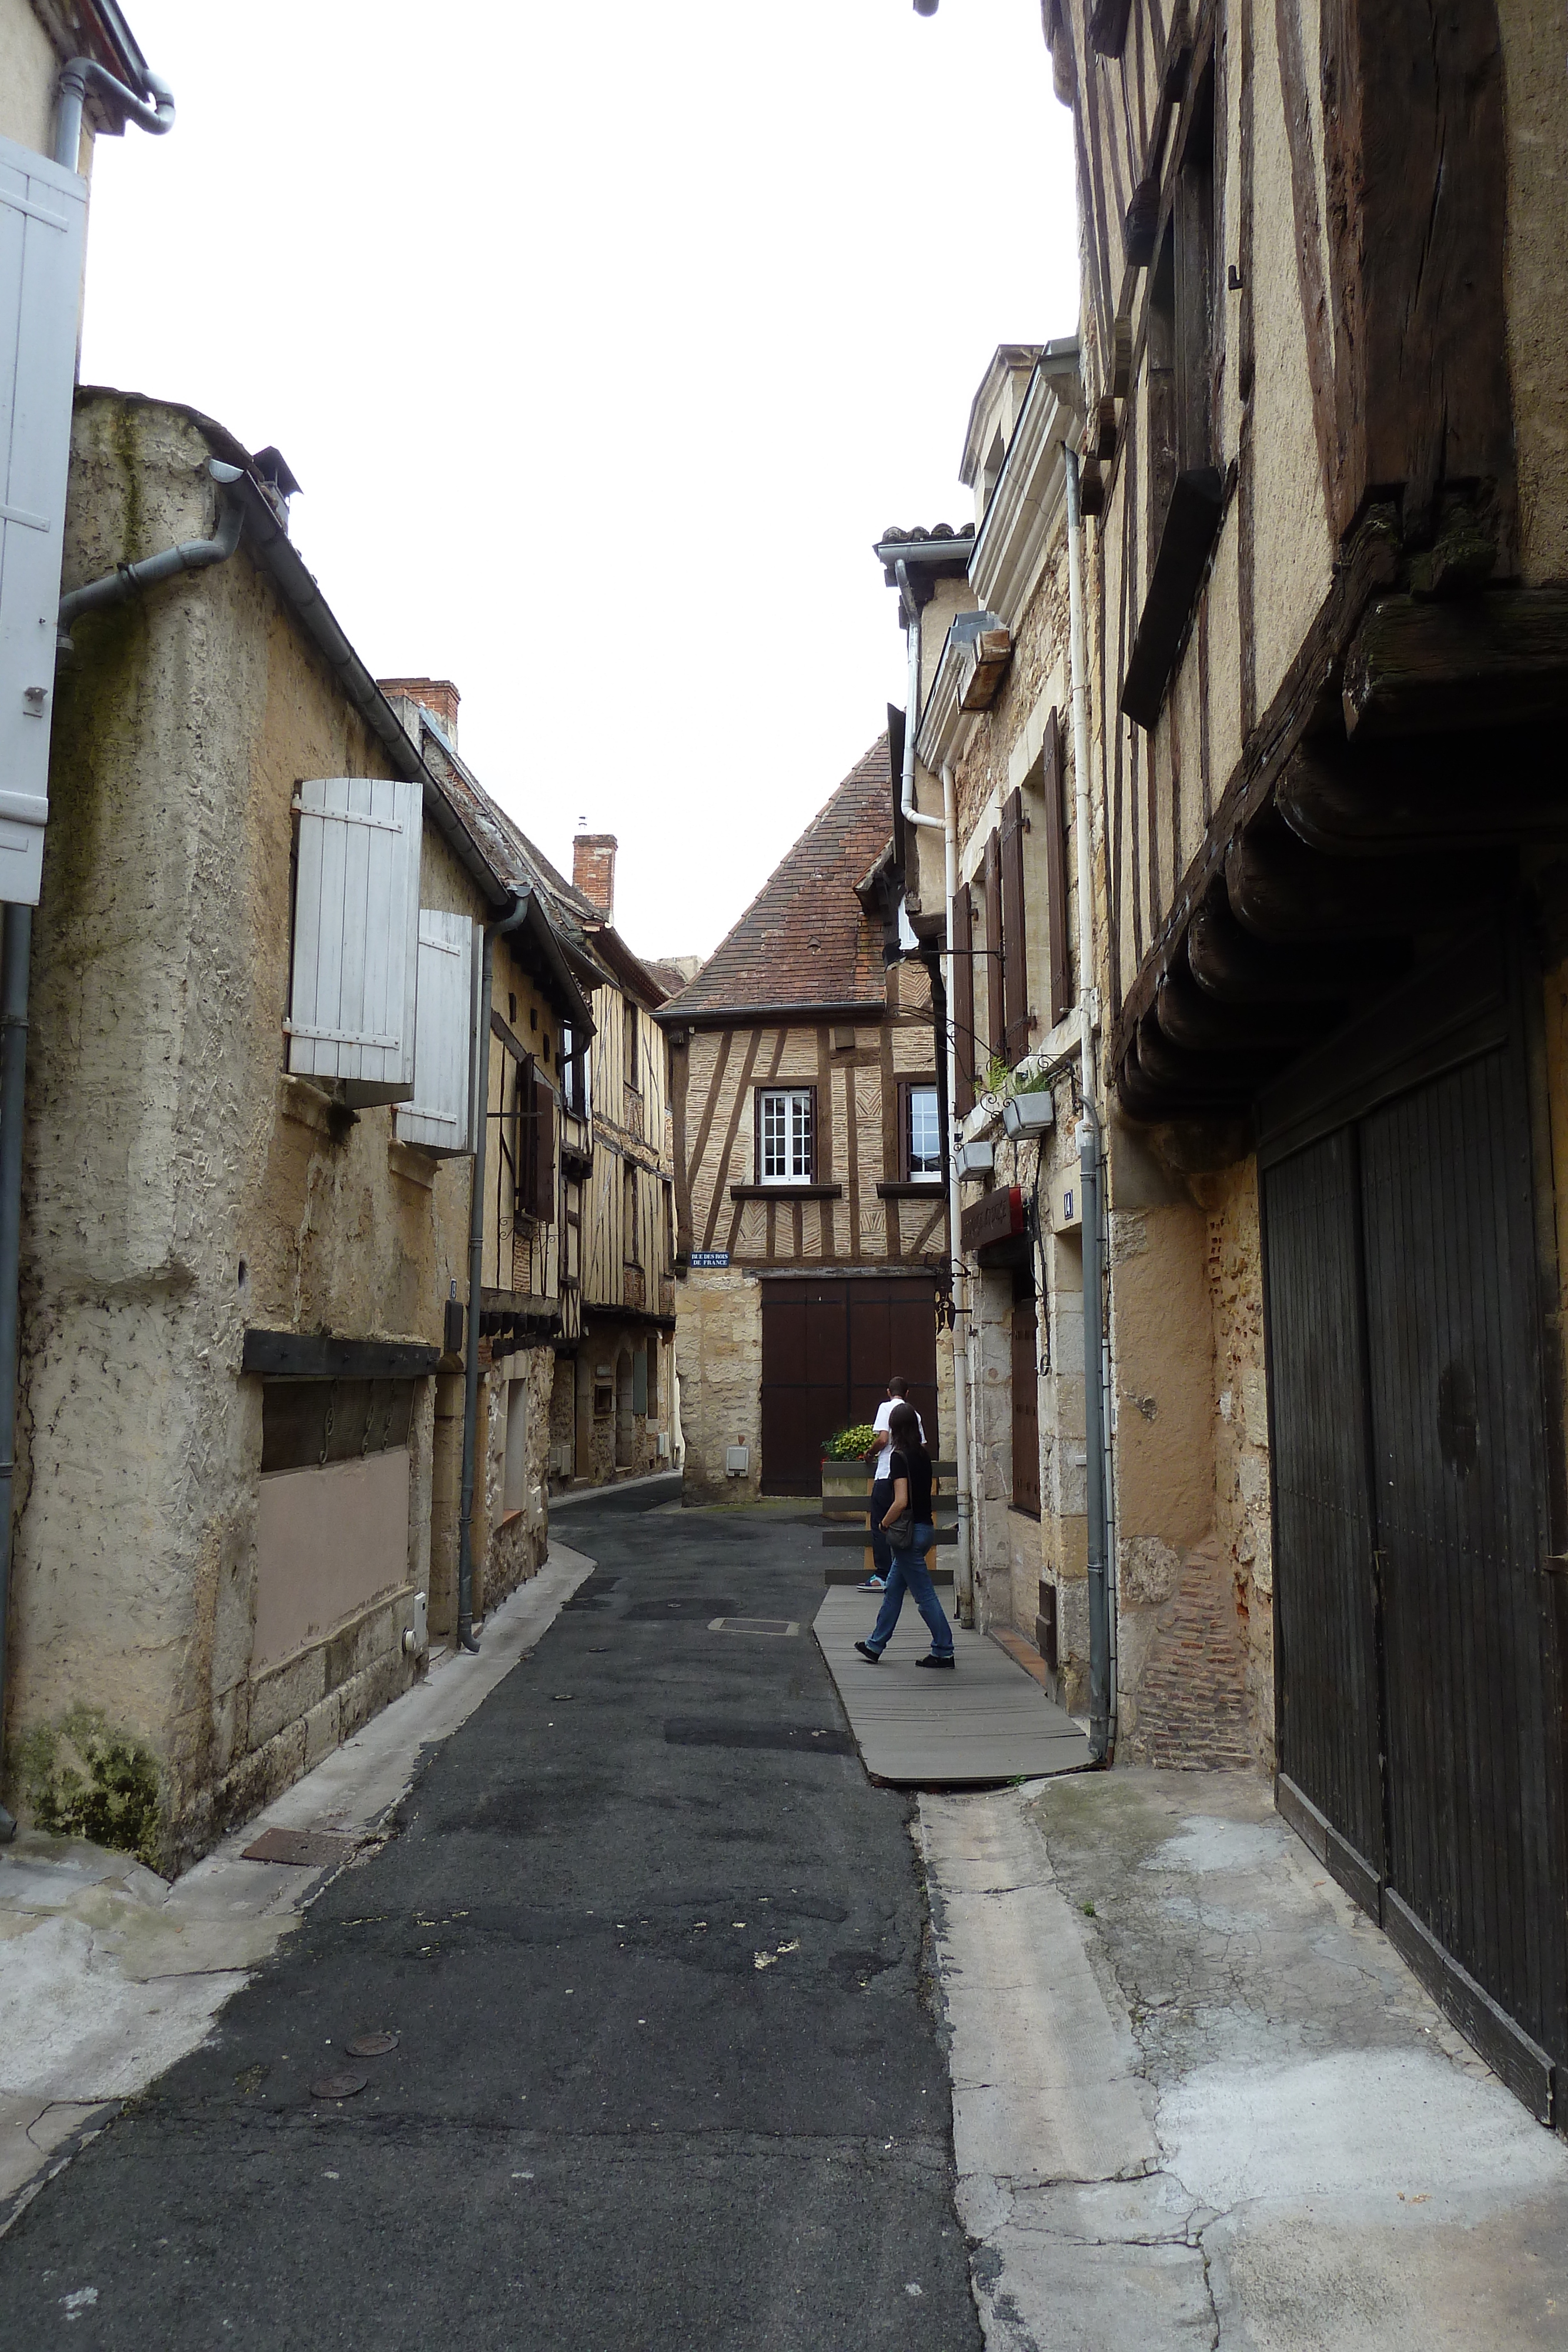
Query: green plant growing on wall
981,1055,1015,1104
18,1708,163,1867
821,1424,878,1461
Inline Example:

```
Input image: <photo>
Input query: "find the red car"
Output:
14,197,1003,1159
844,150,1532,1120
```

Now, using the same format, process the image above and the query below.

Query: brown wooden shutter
983,830,1005,1074
1042,708,1072,1025
1000,787,1030,1063
952,882,976,1117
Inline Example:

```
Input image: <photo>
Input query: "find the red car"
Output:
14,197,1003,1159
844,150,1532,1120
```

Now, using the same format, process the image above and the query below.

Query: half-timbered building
1043,0,1568,2114
657,740,951,1498
551,833,679,1489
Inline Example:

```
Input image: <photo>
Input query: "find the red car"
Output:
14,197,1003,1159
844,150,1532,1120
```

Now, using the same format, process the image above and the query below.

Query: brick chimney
573,832,617,921
377,677,460,746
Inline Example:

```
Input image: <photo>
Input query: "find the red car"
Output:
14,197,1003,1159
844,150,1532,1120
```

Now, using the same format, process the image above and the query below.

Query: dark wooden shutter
1042,709,1072,1025
952,883,976,1116
533,1068,556,1221
983,831,1005,1074
514,1055,536,1215
1000,787,1029,1062
1011,1300,1041,1515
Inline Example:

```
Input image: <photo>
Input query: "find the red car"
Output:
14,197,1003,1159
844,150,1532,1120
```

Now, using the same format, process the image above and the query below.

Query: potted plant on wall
1001,1070,1056,1140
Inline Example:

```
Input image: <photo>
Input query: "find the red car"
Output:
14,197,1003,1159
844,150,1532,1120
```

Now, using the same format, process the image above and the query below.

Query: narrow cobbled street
0,1496,979,2350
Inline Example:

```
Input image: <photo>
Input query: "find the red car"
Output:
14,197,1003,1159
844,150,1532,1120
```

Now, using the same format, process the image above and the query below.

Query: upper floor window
758,1087,814,1184
624,998,640,1093
902,1083,942,1182
623,1161,640,1264
560,1020,588,1117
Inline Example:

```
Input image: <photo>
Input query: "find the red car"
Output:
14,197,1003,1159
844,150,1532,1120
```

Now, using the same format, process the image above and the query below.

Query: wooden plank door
1262,1126,1385,1905
760,1281,850,1494
1360,1045,1568,2085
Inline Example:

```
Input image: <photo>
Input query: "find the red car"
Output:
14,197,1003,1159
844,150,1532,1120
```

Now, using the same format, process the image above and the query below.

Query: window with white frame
758,1087,814,1184
903,1083,942,1181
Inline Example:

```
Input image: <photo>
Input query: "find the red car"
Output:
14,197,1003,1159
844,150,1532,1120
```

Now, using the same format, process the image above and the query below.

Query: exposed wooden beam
1279,733,1568,855
1343,592,1568,740
1226,809,1497,941
1155,961,1332,1054
1188,883,1404,1004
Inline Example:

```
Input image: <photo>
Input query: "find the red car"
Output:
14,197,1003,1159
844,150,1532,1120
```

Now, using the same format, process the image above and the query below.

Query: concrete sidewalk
0,1544,595,2233
920,1768,1568,2350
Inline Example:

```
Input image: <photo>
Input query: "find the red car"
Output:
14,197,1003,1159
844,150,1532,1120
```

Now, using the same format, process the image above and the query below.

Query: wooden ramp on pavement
813,1588,1092,1786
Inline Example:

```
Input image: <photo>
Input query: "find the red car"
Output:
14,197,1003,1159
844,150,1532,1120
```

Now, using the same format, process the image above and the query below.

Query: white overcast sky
79,1,1078,960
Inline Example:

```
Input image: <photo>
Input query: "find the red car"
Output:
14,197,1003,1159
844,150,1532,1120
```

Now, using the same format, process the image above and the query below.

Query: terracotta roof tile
661,737,894,1021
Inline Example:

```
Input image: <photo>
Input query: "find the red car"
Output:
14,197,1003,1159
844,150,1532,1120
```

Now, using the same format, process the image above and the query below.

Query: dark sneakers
854,1640,882,1663
917,1653,956,1670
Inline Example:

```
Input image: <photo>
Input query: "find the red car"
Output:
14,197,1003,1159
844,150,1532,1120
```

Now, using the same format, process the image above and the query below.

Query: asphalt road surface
1,1499,982,2350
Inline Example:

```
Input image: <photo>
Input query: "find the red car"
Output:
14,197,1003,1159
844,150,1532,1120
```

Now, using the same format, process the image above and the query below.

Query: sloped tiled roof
659,737,894,1023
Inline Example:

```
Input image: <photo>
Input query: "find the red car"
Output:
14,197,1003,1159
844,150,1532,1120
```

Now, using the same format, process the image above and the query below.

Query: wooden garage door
1261,932,1568,2116
760,1275,940,1495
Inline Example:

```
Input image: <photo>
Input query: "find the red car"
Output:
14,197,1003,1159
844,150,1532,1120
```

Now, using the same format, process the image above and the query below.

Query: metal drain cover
310,2069,369,2101
345,2031,399,2058
708,1617,799,1637
242,1826,355,1869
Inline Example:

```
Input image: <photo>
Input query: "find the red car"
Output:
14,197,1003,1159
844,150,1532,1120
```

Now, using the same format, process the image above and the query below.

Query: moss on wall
16,1706,163,1867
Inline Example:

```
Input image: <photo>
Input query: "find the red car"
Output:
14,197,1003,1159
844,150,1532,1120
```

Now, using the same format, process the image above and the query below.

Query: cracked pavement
922,1769,1568,2349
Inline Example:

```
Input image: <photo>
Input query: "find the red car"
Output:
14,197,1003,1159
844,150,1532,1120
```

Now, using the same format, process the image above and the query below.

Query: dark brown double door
760,1274,940,1495
1261,934,1568,2117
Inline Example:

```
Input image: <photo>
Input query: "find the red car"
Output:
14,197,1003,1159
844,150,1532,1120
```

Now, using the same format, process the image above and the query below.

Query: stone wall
4,395,487,1869
479,1344,554,1612
674,1269,761,1500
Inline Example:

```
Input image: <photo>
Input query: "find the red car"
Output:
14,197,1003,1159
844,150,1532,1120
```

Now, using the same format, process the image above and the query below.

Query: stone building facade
1043,0,1568,2104
6,395,542,1870
658,740,953,1501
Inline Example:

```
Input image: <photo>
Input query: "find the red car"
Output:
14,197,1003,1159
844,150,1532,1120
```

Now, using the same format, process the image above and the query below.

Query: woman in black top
855,1401,955,1668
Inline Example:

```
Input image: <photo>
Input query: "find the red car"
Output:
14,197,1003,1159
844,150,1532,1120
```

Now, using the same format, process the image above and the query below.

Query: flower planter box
1001,1090,1055,1139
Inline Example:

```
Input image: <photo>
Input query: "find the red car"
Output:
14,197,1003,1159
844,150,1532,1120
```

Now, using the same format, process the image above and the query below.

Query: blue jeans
868,1478,894,1573
865,1527,952,1658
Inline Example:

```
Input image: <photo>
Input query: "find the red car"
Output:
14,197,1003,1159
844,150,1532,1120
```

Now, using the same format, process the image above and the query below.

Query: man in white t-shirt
861,1378,926,1591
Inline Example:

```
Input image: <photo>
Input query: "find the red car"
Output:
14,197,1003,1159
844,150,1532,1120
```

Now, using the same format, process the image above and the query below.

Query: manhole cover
310,2070,369,2101
551,1694,574,1702
242,1827,354,1869
664,1720,854,1755
708,1617,799,1637
622,1596,738,1622
345,2031,399,2058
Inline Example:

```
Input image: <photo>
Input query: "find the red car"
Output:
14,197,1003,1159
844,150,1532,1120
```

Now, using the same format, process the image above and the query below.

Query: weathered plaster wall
1499,0,1568,584
0,2,66,156
674,1269,761,1501
1195,1154,1275,1763
479,1345,553,1611
6,395,485,1866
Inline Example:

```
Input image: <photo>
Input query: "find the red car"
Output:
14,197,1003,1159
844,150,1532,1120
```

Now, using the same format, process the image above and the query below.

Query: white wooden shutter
287,777,422,1104
394,909,474,1154
0,135,88,908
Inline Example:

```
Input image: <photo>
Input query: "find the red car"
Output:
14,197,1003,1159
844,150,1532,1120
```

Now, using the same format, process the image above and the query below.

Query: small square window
757,1088,814,1184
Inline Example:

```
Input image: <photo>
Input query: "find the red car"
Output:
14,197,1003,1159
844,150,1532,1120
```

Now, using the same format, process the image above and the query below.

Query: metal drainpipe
892,562,964,1618
0,57,179,1841
57,465,245,650
938,760,975,1627
1065,447,1113,1763
54,58,175,170
457,894,530,1652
